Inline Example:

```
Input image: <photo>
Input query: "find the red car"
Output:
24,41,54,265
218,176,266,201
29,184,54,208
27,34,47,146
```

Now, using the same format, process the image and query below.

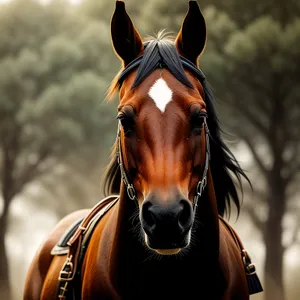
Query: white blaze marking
148,78,173,113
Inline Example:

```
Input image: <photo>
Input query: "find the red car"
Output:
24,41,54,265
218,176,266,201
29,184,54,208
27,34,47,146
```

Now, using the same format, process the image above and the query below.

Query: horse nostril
178,200,193,230
142,201,156,228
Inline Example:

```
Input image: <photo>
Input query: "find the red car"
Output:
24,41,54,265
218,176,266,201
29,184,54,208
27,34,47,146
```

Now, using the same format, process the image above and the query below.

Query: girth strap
219,216,263,295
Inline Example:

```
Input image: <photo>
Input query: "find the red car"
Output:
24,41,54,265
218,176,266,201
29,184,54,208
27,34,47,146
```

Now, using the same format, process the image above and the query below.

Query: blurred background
0,0,299,299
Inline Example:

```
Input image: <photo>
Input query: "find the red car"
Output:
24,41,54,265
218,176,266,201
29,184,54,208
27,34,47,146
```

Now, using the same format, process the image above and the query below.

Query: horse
24,1,263,299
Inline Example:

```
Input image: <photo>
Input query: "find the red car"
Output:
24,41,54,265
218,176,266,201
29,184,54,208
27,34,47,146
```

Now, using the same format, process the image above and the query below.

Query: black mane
102,36,250,218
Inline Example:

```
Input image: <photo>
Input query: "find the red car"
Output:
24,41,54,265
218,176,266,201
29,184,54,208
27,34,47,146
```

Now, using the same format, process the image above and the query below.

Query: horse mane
101,33,250,218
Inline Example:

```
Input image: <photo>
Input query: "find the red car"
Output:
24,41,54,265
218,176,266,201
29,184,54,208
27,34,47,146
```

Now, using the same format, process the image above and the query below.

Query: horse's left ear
175,1,206,65
111,1,144,66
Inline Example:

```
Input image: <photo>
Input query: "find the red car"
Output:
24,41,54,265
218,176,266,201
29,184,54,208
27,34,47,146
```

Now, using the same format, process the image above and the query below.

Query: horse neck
105,182,137,290
195,167,220,259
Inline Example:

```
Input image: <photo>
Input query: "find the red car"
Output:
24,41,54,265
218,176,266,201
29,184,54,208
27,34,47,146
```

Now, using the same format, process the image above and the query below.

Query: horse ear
111,1,144,66
175,1,206,65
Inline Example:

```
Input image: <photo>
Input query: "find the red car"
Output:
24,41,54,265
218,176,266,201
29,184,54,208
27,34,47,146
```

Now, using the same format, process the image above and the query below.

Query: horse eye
117,115,135,136
191,113,206,135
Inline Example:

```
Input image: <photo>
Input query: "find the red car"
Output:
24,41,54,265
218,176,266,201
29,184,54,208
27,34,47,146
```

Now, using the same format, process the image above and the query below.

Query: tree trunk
0,143,19,300
0,179,15,300
264,172,285,300
0,212,11,300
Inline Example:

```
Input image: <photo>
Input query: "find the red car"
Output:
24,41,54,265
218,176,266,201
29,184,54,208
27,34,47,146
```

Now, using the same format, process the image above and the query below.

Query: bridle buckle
58,256,74,282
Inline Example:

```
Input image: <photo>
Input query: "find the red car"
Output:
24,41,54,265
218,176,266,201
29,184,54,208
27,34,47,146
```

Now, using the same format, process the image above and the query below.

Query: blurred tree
214,0,300,27
0,0,117,298
139,0,300,32
201,10,300,300
80,0,148,24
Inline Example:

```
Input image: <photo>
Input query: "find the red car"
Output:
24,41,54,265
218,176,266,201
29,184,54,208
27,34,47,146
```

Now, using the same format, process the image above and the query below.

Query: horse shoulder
23,209,89,300
218,220,249,299
81,203,120,299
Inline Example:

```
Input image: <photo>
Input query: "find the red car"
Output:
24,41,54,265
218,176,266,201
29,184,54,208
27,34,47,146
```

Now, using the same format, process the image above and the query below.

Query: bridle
115,54,211,210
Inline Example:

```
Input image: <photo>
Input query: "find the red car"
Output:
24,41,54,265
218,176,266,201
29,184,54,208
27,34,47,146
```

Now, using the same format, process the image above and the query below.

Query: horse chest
120,251,226,299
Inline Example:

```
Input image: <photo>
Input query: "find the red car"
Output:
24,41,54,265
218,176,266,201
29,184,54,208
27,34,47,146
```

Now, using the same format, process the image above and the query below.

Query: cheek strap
193,118,210,210
116,118,210,209
116,122,138,201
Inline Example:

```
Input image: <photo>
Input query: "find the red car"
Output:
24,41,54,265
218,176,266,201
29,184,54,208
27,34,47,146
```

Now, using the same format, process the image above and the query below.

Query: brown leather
219,216,255,273
56,195,119,299
68,196,118,246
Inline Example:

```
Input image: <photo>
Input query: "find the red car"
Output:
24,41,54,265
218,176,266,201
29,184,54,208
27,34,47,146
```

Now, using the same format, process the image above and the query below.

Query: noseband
115,54,211,210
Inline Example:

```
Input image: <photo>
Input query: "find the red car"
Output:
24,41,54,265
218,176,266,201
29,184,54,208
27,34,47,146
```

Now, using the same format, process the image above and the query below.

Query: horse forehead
119,69,204,112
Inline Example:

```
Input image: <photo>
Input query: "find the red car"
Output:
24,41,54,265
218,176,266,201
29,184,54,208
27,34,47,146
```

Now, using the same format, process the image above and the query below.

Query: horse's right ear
111,1,144,66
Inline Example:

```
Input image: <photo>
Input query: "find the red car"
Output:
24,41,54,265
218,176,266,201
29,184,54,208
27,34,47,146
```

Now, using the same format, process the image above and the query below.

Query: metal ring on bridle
127,184,137,201
197,177,207,196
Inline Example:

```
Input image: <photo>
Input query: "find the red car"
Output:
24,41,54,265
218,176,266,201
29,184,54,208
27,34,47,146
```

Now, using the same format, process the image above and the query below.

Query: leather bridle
116,121,138,202
116,55,211,210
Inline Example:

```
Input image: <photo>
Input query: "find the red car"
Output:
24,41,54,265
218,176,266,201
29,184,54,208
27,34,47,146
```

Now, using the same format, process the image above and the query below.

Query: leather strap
219,215,263,294
56,195,119,300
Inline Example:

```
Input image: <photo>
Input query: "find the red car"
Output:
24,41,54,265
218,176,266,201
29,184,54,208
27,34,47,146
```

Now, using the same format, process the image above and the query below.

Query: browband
118,55,207,87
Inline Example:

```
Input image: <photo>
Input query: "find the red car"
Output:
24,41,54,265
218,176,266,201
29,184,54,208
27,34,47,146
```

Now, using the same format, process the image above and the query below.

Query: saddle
51,195,119,300
51,196,263,299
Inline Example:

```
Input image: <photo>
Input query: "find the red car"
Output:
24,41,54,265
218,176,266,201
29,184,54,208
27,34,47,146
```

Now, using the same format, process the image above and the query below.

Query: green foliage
0,0,118,200
80,0,148,24
207,14,300,132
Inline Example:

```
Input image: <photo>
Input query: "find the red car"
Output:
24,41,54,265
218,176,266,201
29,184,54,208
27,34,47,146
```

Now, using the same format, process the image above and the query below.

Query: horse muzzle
140,195,193,255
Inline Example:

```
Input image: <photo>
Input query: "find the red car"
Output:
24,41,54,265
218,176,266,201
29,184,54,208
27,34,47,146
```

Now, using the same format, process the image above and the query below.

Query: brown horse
24,1,262,299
